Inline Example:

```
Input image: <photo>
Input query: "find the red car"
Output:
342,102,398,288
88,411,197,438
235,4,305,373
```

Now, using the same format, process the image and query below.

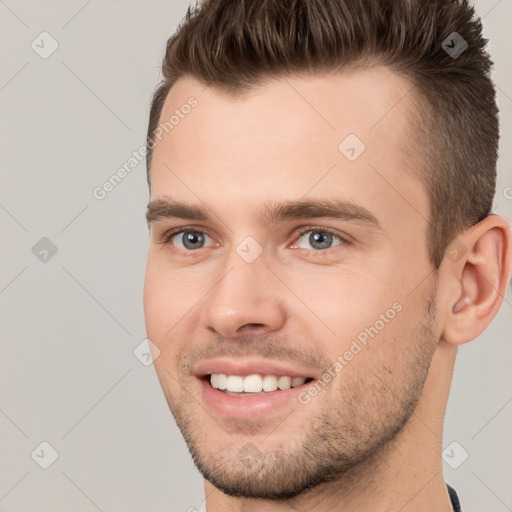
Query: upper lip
193,358,318,379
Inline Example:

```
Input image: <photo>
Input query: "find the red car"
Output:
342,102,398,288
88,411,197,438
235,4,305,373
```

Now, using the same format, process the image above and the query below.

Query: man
143,0,511,510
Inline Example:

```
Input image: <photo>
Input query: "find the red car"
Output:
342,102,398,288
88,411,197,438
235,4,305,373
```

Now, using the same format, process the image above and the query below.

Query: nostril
241,323,265,329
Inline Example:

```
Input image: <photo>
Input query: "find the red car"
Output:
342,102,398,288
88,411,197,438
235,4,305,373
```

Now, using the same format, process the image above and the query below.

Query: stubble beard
161,292,438,500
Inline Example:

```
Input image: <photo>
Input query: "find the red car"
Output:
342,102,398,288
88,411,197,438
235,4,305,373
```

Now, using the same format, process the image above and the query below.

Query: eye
293,229,344,251
170,230,215,251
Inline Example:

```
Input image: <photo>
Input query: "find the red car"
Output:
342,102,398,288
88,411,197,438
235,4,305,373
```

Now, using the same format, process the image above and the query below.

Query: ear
439,214,512,346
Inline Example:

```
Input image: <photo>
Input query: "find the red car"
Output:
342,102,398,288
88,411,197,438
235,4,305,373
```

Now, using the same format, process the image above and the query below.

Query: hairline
147,60,427,180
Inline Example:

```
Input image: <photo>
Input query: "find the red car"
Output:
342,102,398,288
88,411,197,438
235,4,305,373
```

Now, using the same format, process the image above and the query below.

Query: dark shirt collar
447,483,462,511
200,483,463,511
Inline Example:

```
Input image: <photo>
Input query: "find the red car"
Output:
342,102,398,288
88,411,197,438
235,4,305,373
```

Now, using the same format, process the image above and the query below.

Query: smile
209,373,314,395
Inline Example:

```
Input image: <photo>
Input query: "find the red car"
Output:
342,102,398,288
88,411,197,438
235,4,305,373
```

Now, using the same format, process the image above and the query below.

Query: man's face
144,68,439,499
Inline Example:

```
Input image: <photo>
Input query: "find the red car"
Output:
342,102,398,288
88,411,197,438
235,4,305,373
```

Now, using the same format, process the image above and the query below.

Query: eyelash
159,225,350,254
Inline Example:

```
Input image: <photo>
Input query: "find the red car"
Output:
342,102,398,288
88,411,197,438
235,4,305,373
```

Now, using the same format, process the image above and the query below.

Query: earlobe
440,215,512,346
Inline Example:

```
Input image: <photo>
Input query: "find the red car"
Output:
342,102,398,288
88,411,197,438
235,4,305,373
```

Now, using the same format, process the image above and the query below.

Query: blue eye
295,230,343,250
171,231,214,250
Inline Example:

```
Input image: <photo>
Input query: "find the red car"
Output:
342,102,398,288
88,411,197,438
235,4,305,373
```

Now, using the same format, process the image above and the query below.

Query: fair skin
143,67,511,511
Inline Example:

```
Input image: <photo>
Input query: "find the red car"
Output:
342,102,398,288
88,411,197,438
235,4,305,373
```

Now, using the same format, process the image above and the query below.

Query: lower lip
199,377,313,419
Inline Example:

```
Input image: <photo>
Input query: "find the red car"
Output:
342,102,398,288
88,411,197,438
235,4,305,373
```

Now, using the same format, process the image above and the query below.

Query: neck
203,340,457,512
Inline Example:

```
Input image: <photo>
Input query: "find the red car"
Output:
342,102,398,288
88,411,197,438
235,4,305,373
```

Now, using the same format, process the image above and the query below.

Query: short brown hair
146,0,499,269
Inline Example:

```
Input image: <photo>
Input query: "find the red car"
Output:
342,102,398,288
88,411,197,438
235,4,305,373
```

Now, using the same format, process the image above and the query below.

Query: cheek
143,263,169,337
285,267,397,333
143,260,209,379
143,258,205,335
281,264,421,372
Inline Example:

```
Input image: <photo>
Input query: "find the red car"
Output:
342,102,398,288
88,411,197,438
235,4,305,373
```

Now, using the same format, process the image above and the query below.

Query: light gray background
1,1,511,511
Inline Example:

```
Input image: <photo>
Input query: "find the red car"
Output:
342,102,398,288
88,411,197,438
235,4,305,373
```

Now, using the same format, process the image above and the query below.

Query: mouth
198,372,316,419
194,359,320,418
206,373,315,396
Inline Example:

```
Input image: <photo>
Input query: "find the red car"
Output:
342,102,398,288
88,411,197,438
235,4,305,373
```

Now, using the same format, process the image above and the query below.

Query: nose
200,250,287,338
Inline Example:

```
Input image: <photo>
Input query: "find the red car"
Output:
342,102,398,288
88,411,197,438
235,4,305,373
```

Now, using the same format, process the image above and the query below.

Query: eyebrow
146,196,383,231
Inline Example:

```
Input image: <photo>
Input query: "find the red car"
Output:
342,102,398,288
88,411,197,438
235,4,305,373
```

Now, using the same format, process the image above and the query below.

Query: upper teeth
210,374,307,393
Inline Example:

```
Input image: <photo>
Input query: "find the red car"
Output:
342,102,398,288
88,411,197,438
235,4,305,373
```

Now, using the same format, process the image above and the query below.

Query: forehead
149,67,428,229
